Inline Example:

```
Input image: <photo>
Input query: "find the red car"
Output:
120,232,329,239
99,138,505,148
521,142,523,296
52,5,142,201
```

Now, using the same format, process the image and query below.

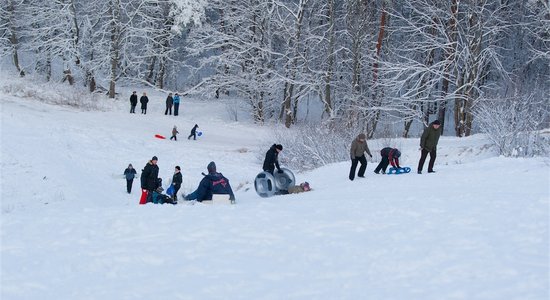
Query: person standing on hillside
173,93,181,116
165,93,174,115
417,120,442,174
140,156,159,204
263,144,283,175
140,92,149,114
374,147,401,174
171,166,182,201
188,124,199,140
129,91,138,113
170,125,179,141
124,164,137,193
349,133,372,181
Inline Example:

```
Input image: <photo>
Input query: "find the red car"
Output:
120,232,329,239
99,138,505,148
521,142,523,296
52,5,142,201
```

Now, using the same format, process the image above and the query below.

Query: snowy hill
1,78,549,299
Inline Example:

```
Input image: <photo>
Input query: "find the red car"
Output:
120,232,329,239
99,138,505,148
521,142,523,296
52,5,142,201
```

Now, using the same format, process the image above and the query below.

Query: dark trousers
170,135,177,141
165,106,172,115
126,179,133,193
130,105,136,113
141,108,147,114
174,103,179,116
188,133,196,140
418,149,437,172
173,184,181,200
349,155,367,180
374,156,390,174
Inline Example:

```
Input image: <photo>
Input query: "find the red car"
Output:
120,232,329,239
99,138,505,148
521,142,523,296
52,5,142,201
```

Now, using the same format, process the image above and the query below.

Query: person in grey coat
349,133,372,181
165,93,174,115
417,120,442,174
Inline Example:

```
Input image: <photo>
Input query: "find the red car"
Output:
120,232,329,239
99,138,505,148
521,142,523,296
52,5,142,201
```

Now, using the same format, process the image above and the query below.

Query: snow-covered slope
1,80,548,300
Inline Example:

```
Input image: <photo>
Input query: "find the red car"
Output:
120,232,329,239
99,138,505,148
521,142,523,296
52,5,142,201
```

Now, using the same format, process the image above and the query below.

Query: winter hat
207,161,216,173
432,120,441,125
152,156,158,161
275,144,283,151
175,166,180,171
358,133,366,140
394,150,401,158
302,182,311,191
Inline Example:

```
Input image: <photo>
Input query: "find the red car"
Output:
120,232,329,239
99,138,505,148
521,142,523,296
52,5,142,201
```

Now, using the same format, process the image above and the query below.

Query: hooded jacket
140,161,159,190
420,122,442,151
350,134,372,159
263,144,281,172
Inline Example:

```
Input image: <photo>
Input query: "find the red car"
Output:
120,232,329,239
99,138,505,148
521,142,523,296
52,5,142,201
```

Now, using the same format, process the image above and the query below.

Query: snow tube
197,131,202,137
254,168,296,198
388,167,411,174
155,134,166,139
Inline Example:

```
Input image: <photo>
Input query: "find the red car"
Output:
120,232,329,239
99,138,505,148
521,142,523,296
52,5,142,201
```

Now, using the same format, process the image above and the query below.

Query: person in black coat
129,91,138,113
171,166,182,200
140,92,149,114
165,93,174,115
374,147,401,174
124,163,137,193
184,162,235,202
188,124,199,140
263,144,283,174
141,156,159,202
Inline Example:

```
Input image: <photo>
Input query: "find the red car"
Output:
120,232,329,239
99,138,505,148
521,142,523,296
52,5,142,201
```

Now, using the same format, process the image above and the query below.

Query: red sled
139,189,148,205
154,134,166,139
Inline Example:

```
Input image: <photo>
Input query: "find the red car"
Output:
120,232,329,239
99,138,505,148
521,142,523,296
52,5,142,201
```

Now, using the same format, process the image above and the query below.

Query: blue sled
387,167,411,174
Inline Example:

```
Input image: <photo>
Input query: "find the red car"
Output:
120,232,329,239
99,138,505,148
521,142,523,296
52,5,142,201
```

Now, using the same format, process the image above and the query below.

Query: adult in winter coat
349,133,372,181
124,164,137,193
170,125,179,141
188,124,199,140
129,91,138,113
141,156,160,202
417,120,442,174
262,144,283,174
173,93,181,116
140,92,149,114
171,166,182,200
184,162,235,202
165,93,174,115
374,148,401,174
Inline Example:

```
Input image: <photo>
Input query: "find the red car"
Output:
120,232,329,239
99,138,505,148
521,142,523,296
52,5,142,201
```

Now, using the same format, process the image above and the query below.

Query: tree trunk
322,0,335,117
108,0,121,98
7,0,24,76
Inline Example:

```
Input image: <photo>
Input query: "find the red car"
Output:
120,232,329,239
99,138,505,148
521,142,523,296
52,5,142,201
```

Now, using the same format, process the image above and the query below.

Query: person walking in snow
170,125,179,141
129,91,138,113
188,124,199,140
165,93,174,115
140,92,149,114
184,161,235,202
417,120,442,174
141,156,159,203
349,133,372,181
374,147,401,174
173,93,181,116
263,144,283,175
124,164,137,193
171,166,182,201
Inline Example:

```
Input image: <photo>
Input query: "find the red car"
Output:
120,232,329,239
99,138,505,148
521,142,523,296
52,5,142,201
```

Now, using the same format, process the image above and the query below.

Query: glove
277,169,284,174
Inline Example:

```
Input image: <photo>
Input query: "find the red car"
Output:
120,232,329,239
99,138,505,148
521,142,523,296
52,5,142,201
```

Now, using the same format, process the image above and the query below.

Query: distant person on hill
140,92,149,114
140,156,159,203
417,120,442,174
165,93,174,115
184,162,235,202
374,148,401,174
188,124,199,140
263,144,283,175
173,93,181,116
129,91,137,113
349,133,372,181
171,166,182,201
124,164,137,193
170,125,179,141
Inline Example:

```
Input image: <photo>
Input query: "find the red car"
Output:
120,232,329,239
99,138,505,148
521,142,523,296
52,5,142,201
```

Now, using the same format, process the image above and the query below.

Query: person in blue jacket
173,93,181,116
184,161,235,202
124,164,137,193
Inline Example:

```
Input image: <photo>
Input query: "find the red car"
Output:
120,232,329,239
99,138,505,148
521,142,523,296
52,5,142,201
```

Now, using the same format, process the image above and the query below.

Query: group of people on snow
169,124,199,142
129,91,182,116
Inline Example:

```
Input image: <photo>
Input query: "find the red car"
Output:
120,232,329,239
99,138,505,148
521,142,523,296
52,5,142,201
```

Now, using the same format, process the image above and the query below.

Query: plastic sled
155,134,166,139
197,131,202,137
139,189,148,205
166,185,175,196
387,167,411,174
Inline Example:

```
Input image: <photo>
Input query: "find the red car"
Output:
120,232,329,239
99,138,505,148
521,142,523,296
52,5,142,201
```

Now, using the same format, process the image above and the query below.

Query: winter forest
1,0,549,149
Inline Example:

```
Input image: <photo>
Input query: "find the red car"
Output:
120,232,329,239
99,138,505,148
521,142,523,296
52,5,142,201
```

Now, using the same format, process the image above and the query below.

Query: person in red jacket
374,147,401,174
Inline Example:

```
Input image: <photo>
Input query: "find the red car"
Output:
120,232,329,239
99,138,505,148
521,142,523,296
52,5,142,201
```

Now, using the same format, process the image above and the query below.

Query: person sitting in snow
170,125,179,141
282,182,311,194
184,161,235,202
188,124,199,140
124,163,137,193
263,144,283,175
374,147,401,174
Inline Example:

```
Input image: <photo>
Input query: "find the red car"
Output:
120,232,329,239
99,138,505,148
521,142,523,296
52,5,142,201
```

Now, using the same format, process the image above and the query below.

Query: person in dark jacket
374,148,401,174
171,166,182,201
188,124,199,140
417,120,442,174
124,163,137,193
173,93,181,116
184,162,235,202
349,133,372,180
263,144,283,174
140,92,149,114
141,156,159,202
129,91,138,113
165,93,174,115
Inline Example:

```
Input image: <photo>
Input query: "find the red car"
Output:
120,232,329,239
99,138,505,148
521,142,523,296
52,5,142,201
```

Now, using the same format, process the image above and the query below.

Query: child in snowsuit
170,126,179,141
124,164,137,193
173,93,181,116
188,124,199,140
374,148,401,174
285,182,311,194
